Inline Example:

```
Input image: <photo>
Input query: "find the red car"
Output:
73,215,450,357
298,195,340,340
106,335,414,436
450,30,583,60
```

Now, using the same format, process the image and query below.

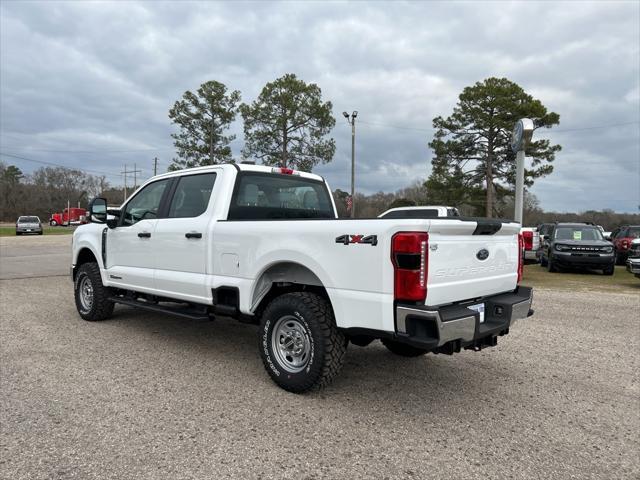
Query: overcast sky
1,1,638,213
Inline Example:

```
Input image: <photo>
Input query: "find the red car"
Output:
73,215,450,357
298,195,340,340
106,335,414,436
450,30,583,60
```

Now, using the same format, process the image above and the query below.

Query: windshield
229,173,334,220
628,227,640,239
18,216,39,223
554,226,603,241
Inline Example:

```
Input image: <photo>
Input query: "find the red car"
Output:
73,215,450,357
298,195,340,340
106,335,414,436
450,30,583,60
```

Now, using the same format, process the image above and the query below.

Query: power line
0,151,123,179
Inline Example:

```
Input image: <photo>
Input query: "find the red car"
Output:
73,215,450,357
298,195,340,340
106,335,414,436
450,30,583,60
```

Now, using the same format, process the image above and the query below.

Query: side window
121,179,170,226
168,173,216,218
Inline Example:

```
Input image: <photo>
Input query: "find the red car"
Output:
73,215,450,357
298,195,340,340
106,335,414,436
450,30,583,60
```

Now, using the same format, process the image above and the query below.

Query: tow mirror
89,197,108,224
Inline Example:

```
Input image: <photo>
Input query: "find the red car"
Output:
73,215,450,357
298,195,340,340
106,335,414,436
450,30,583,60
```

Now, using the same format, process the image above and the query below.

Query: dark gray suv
15,216,43,235
539,223,615,275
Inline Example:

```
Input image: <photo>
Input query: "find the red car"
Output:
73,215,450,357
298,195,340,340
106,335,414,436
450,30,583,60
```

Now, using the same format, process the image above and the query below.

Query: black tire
15,232,21,236
603,265,615,276
381,339,428,357
547,256,557,273
259,292,347,393
50,220,57,226
74,262,114,321
540,254,548,267
38,231,43,235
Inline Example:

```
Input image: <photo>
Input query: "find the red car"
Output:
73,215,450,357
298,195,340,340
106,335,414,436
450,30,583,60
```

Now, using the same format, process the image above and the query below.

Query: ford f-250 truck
72,163,533,392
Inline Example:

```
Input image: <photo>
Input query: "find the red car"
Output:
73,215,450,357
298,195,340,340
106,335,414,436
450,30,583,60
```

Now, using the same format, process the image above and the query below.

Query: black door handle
138,232,151,238
185,232,202,239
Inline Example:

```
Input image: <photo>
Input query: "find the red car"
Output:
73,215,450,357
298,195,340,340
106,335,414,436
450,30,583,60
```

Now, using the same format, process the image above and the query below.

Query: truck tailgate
425,219,520,306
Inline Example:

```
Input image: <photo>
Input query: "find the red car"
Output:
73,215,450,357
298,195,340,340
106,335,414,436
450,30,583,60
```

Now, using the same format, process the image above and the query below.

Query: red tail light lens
271,167,297,175
522,230,533,250
391,232,428,302
517,233,524,284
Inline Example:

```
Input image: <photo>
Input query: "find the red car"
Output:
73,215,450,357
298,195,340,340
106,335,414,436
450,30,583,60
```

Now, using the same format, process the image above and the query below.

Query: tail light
391,232,428,302
522,230,533,251
517,233,524,283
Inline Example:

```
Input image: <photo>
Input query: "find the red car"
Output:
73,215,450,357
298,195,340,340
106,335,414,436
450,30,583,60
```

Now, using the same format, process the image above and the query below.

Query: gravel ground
1,275,638,479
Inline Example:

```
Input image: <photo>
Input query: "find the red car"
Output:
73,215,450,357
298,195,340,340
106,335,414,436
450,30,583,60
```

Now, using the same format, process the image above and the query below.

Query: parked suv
610,225,640,265
15,216,43,235
539,223,615,275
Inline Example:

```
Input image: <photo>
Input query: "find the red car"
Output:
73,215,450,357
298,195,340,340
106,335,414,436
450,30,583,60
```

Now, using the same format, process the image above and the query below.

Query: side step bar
109,296,211,321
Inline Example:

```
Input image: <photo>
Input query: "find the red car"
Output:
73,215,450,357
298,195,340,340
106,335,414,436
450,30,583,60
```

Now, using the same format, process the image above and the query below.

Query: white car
378,205,460,218
626,238,640,279
72,164,533,392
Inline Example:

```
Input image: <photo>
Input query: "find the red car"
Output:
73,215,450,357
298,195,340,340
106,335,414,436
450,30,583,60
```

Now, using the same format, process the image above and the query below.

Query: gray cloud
1,0,638,212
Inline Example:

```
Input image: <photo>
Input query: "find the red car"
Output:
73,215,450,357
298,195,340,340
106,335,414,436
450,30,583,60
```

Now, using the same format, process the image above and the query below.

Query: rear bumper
394,286,533,352
16,226,43,233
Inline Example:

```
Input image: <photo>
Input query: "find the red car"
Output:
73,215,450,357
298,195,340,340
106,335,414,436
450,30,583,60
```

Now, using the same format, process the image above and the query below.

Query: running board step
109,296,211,320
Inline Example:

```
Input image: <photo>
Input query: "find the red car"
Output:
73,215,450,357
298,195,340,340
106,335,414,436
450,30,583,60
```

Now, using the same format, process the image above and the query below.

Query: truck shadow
104,305,518,415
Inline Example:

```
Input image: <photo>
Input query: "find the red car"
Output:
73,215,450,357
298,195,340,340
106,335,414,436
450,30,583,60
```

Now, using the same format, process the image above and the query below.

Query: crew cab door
152,172,217,303
105,178,172,291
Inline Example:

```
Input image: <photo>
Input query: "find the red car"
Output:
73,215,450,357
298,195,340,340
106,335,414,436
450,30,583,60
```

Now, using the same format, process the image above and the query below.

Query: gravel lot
1,238,638,479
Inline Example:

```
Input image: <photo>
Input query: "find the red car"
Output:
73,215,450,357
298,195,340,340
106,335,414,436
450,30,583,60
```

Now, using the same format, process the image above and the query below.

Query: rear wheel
381,339,428,357
74,262,114,321
259,292,347,393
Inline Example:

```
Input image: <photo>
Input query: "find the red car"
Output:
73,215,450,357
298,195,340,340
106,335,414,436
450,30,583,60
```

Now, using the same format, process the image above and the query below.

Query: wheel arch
73,247,98,281
250,261,330,317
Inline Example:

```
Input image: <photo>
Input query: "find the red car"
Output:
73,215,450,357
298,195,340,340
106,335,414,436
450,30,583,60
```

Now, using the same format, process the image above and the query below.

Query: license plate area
468,303,485,323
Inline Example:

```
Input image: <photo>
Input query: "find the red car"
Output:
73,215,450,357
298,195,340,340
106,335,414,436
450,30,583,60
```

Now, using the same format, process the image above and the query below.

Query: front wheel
547,256,557,273
603,265,615,276
381,339,428,357
50,220,57,226
74,262,114,321
259,292,347,393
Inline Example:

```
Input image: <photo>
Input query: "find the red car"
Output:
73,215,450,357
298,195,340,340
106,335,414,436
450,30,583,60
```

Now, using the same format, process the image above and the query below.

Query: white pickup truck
72,164,533,392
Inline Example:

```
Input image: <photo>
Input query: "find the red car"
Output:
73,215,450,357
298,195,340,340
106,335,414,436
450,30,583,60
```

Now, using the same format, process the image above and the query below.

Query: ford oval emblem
476,248,489,261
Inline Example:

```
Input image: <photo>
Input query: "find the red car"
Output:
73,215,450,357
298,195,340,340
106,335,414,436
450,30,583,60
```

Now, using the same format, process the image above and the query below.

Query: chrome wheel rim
79,275,94,311
271,315,311,373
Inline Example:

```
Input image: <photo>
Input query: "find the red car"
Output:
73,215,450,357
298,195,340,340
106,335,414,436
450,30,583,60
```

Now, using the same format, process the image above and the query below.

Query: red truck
49,207,87,226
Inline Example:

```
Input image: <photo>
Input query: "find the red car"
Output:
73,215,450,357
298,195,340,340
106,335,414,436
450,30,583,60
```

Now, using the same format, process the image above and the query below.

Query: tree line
0,162,124,222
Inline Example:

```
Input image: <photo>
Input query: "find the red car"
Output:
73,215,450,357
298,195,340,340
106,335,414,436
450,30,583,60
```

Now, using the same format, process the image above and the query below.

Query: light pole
510,118,535,224
343,111,358,218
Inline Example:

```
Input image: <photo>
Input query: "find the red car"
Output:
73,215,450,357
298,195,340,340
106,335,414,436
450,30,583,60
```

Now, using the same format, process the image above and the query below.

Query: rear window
382,209,439,219
228,173,334,220
18,216,39,223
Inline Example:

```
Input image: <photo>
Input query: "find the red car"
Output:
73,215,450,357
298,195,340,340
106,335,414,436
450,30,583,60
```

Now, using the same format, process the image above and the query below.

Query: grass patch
0,226,76,237
521,263,639,294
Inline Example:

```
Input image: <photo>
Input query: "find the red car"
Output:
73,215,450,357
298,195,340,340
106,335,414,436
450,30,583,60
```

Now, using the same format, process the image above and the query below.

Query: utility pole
121,165,128,202
342,110,358,218
153,157,158,176
510,118,534,224
121,164,142,201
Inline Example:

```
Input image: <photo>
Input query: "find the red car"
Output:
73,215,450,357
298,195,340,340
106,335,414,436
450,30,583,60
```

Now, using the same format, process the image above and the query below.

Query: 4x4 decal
335,234,378,246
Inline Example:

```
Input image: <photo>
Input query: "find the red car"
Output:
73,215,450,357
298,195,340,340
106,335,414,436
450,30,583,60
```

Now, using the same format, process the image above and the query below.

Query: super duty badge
335,234,378,246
